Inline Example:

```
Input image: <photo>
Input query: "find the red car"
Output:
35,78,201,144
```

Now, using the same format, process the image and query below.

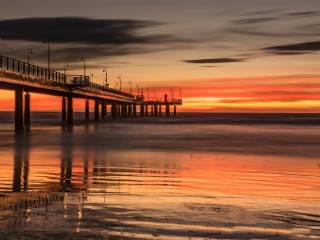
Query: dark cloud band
183,58,245,64
0,17,170,45
264,41,320,55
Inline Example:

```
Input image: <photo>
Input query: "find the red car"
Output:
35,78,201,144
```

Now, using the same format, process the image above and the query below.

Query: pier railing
87,82,134,98
0,55,66,84
0,55,134,99
65,75,134,97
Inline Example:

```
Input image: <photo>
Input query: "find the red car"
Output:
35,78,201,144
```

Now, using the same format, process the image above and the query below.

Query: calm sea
0,112,319,239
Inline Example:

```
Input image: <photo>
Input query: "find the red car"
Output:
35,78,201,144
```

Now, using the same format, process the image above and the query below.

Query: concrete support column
111,102,117,119
24,92,31,128
145,105,149,117
166,104,170,117
174,105,177,116
125,104,128,118
67,96,73,126
128,105,132,118
15,88,24,132
140,104,145,117
164,93,170,117
121,104,125,117
94,100,99,121
154,104,158,117
117,104,121,117
62,97,67,122
159,105,162,117
101,103,107,119
133,104,137,117
85,99,90,121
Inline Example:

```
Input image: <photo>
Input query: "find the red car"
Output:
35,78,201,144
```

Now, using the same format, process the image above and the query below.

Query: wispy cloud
232,17,276,25
264,41,320,55
0,17,196,63
0,17,171,45
183,57,246,64
287,11,320,17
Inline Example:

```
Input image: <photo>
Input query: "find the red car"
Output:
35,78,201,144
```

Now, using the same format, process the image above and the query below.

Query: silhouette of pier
0,55,182,132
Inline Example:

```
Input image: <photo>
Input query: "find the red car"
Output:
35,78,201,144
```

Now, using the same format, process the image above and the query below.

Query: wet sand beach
0,113,319,239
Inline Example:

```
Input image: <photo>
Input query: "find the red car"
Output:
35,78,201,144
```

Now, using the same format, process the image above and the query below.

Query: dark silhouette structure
0,55,182,132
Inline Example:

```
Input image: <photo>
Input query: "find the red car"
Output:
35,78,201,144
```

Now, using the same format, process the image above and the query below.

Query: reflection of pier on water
0,134,181,227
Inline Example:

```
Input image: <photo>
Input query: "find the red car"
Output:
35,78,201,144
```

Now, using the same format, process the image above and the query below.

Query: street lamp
43,41,50,69
81,57,86,76
27,49,33,65
64,63,70,75
118,75,122,90
128,80,133,94
103,67,109,87
170,88,174,101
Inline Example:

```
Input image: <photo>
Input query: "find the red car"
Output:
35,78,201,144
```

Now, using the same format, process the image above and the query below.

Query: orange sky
1,74,320,112
1,1,320,112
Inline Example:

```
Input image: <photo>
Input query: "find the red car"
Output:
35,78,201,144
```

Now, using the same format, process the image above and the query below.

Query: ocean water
0,113,319,239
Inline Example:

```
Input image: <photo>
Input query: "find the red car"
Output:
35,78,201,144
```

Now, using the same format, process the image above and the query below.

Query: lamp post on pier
103,67,109,87
81,57,86,76
27,49,33,65
43,41,50,70
118,75,122,90
64,63,70,75
128,80,133,94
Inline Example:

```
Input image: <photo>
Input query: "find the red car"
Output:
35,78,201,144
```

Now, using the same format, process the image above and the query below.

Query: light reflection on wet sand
0,121,320,239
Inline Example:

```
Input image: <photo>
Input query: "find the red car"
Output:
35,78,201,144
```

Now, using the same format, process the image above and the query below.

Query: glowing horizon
1,1,320,112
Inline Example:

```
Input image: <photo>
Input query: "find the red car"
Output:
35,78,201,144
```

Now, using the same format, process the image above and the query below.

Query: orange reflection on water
1,138,319,208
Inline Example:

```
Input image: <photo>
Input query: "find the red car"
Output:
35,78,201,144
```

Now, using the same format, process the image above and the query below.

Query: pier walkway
0,55,182,132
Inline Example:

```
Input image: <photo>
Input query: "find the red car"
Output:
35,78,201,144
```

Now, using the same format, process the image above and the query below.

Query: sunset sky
1,0,320,112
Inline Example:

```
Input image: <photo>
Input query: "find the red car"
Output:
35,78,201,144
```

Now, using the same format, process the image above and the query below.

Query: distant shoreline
0,111,319,125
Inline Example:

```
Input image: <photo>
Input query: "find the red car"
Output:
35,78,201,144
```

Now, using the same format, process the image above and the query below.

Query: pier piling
62,97,67,123
111,102,116,119
102,103,107,119
67,96,73,126
85,99,90,120
133,104,137,117
24,92,31,128
15,88,24,132
94,100,99,121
